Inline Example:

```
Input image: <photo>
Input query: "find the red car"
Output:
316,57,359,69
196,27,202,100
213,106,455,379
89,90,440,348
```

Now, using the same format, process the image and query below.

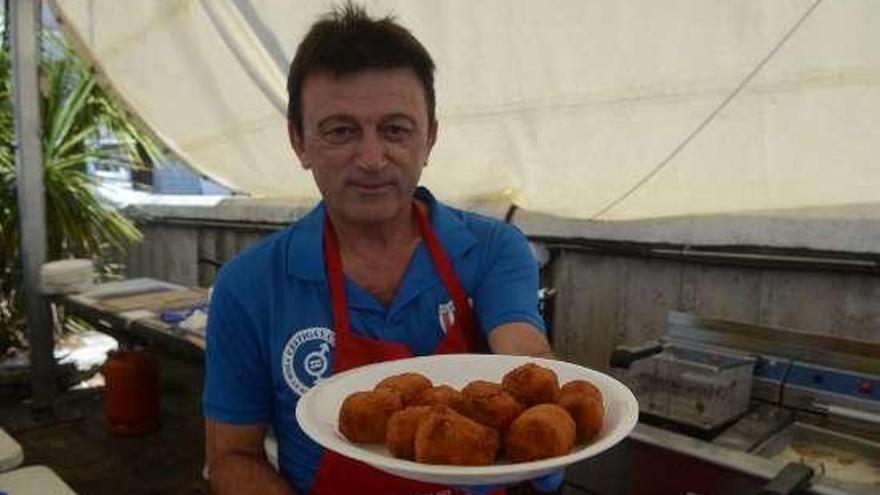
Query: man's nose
356,131,388,171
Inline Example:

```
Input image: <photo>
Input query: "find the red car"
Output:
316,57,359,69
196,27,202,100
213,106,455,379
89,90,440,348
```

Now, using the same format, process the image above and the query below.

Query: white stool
0,465,77,494
0,428,23,472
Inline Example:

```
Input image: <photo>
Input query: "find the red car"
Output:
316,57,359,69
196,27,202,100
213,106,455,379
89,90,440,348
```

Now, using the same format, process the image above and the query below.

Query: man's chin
337,201,406,225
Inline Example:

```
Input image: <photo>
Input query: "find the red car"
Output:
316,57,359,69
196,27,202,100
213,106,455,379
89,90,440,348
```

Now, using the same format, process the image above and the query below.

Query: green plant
1,30,162,356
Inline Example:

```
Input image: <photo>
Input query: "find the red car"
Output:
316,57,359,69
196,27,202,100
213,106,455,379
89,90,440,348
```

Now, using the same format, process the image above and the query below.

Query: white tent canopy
49,1,879,225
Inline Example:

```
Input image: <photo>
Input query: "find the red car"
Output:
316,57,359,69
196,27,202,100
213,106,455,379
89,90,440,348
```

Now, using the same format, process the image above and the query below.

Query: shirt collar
284,202,327,281
285,187,477,281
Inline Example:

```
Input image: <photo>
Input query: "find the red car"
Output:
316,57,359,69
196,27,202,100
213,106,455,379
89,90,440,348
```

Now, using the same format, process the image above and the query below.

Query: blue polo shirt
204,187,544,493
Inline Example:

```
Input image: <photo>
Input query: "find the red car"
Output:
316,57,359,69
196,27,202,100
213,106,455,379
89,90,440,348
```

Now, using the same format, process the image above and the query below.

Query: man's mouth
351,182,395,194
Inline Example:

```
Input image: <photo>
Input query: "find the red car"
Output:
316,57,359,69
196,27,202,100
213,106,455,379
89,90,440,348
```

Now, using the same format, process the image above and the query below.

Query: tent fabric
48,0,879,221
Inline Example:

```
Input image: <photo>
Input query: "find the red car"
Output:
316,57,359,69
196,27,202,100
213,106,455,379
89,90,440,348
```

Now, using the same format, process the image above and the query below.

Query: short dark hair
286,2,436,135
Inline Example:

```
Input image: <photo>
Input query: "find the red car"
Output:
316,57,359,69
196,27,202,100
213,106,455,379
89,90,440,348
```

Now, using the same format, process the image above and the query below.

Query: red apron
308,203,500,495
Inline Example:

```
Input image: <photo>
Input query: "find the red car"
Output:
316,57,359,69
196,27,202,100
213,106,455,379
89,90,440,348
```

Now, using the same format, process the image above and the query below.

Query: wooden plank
220,230,240,267
124,239,142,278
197,229,218,287
155,227,198,286
618,257,684,345
134,226,154,278
551,252,621,371
688,265,763,324
147,225,164,280
239,232,266,253
759,270,880,343
63,292,205,361
550,253,575,360
95,288,208,313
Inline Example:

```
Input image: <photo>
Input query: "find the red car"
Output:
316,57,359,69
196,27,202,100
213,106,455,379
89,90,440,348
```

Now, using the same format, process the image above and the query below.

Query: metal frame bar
12,0,55,408
667,311,880,375
536,235,880,275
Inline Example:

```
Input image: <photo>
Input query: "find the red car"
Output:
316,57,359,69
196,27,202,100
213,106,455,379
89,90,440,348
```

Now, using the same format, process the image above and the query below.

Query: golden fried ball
505,404,576,462
414,406,499,466
338,388,403,443
461,380,523,431
375,372,433,406
501,363,560,406
385,406,433,460
411,385,469,414
558,380,604,442
560,379,603,405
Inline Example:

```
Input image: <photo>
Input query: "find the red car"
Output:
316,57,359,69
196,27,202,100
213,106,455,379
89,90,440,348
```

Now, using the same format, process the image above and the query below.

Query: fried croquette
501,363,560,406
375,372,433,406
558,380,604,442
414,406,499,466
338,388,403,443
560,379,603,405
461,380,523,431
505,404,576,462
411,385,469,413
385,406,433,460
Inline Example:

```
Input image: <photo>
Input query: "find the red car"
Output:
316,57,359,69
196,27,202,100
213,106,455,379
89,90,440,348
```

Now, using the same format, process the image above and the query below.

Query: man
204,4,557,494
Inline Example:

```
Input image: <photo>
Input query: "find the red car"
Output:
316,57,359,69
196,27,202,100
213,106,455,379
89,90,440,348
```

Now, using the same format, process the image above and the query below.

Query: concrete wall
123,201,880,371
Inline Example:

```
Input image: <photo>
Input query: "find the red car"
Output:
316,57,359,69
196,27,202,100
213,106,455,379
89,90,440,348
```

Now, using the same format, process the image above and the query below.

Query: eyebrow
379,113,417,126
315,112,418,130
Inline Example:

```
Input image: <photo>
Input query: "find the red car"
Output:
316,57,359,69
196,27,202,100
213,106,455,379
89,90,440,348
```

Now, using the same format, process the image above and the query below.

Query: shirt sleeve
472,223,546,335
203,278,274,424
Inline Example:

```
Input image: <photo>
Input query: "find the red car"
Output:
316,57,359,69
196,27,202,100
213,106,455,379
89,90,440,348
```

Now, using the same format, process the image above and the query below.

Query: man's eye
382,125,412,141
322,126,356,143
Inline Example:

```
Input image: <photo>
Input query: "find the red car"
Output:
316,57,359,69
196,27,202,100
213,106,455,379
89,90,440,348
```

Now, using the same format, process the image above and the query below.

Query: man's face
290,68,437,226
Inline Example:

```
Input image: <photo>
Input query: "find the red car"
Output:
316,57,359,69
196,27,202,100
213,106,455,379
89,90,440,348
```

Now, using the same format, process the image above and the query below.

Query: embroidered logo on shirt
281,326,335,396
437,300,455,334
437,298,474,334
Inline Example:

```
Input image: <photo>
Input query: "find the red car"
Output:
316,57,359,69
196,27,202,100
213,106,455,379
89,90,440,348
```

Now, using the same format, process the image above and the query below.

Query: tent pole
11,0,55,410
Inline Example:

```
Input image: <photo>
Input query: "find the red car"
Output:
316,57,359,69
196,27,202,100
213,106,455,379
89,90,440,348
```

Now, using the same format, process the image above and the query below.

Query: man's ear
287,120,309,169
425,120,438,166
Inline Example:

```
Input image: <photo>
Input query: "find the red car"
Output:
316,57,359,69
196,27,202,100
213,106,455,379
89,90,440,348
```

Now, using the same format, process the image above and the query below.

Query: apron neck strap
322,214,350,336
412,202,479,345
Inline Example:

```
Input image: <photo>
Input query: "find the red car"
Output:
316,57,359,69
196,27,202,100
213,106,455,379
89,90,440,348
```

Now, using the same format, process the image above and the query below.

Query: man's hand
488,322,554,358
206,419,295,495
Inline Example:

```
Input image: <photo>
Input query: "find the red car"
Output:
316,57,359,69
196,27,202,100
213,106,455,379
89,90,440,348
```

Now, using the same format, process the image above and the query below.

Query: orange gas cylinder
103,349,160,435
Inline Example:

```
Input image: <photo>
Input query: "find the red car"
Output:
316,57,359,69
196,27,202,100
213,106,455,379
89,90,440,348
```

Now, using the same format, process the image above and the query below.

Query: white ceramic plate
295,354,638,486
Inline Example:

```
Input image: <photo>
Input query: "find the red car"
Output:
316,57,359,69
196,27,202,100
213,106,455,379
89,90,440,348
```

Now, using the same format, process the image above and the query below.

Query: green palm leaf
2,30,164,353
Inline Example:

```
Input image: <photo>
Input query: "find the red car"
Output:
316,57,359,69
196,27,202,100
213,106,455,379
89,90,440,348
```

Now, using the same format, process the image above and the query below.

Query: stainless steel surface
779,362,880,437
667,311,880,375
753,422,880,495
713,403,794,452
606,311,880,494
814,402,880,427
12,0,55,408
